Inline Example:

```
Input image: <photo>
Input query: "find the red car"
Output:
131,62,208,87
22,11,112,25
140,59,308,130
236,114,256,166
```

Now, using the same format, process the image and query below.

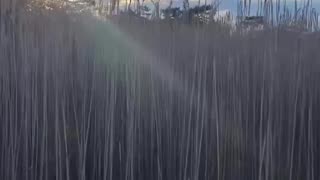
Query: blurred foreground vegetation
0,1,320,180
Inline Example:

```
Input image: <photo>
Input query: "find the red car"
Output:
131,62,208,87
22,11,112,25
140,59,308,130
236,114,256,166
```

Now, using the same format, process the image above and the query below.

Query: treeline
2,0,319,30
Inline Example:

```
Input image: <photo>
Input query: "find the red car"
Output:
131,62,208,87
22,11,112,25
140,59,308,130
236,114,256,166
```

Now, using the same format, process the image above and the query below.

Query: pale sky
219,0,320,14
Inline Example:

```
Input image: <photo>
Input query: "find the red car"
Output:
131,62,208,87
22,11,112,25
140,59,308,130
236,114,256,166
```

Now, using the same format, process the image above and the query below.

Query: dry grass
0,2,320,180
